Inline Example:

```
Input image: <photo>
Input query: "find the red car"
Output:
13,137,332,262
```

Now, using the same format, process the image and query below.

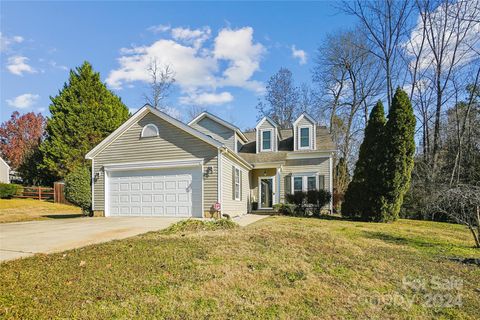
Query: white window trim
234,166,241,201
258,175,276,209
141,123,159,138
298,125,312,150
260,128,273,152
290,172,319,193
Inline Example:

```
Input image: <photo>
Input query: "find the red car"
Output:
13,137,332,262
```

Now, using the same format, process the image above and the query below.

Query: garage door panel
108,167,200,217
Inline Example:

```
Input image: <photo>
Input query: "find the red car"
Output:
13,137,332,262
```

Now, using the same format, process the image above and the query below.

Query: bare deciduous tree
411,0,480,171
144,59,175,110
256,68,300,129
432,184,480,248
186,105,207,122
341,0,414,110
313,29,382,193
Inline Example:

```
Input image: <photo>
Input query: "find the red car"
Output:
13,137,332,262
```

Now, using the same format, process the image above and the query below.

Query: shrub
165,219,239,234
286,190,332,217
273,203,296,215
286,191,307,216
306,190,332,216
0,183,23,199
64,166,91,214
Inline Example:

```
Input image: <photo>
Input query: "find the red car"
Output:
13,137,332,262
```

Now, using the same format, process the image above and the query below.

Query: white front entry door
107,167,202,217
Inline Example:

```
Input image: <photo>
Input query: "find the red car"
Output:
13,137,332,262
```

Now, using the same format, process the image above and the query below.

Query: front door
259,177,274,209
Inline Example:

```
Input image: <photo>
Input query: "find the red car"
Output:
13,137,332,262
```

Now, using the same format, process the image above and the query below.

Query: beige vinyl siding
221,154,249,217
295,117,315,150
257,120,277,152
191,117,235,151
0,159,9,183
280,157,330,203
93,112,218,215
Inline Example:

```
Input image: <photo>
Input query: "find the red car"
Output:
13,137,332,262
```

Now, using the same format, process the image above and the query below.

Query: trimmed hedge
0,183,23,199
64,166,91,214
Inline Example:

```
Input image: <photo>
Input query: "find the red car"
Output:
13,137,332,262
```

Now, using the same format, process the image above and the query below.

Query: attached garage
104,160,203,218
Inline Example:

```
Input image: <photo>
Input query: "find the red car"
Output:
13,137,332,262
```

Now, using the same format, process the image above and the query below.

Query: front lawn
0,198,81,223
1,217,479,319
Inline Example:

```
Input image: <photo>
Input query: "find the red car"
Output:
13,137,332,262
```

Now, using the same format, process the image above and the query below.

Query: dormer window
293,113,316,151
255,117,279,153
261,130,272,151
300,127,311,149
141,123,159,138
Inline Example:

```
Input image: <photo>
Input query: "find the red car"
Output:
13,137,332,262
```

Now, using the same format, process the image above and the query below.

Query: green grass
0,198,81,223
1,217,479,319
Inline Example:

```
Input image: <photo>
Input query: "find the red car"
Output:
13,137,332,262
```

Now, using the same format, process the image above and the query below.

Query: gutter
220,147,253,170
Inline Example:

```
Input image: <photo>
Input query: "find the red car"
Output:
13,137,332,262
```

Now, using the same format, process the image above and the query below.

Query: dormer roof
293,112,316,126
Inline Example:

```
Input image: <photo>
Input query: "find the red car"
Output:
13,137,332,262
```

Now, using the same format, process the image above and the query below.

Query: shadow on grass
363,231,436,249
41,214,84,219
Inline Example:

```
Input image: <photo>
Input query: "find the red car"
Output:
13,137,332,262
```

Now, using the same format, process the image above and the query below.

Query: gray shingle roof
238,126,336,164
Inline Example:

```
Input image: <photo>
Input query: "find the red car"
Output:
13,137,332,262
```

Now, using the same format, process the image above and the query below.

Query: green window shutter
318,175,325,190
232,165,235,200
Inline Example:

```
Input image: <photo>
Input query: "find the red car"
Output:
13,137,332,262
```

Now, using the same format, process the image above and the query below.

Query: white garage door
107,167,202,217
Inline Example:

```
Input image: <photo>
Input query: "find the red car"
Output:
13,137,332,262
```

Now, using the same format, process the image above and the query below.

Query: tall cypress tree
378,88,416,221
342,101,386,220
40,62,130,179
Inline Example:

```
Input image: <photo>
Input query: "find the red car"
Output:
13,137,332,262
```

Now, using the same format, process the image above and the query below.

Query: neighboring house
86,105,336,218
0,157,11,184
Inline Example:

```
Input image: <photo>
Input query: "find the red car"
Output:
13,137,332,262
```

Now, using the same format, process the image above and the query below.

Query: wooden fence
15,182,68,204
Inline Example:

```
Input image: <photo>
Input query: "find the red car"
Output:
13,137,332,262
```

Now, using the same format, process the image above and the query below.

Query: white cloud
405,0,480,72
291,45,307,65
171,26,211,49
180,91,234,106
0,32,24,52
107,26,265,106
7,56,37,76
6,93,40,109
147,24,171,34
49,60,68,71
214,27,265,92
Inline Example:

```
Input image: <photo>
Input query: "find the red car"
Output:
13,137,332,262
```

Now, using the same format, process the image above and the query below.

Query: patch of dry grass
0,217,479,319
0,199,81,223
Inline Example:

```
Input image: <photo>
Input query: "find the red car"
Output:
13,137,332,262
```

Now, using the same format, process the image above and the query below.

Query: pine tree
342,101,386,220
378,88,416,221
40,62,130,179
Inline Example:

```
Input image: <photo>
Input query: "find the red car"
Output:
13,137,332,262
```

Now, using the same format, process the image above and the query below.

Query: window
262,130,272,151
300,127,310,148
291,174,318,193
234,167,241,200
141,124,159,138
293,177,303,193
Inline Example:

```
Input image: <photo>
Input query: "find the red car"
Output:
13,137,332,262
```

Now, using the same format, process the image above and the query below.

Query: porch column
276,167,281,204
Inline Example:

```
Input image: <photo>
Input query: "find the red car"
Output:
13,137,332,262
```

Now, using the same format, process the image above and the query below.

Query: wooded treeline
257,0,480,221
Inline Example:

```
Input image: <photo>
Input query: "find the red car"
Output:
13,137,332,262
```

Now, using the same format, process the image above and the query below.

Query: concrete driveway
0,217,182,262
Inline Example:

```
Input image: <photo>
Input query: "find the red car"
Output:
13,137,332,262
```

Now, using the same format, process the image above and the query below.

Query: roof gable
255,116,279,130
293,113,316,126
188,112,248,142
85,105,223,159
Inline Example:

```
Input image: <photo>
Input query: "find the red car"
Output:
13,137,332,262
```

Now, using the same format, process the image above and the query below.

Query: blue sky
1,1,355,129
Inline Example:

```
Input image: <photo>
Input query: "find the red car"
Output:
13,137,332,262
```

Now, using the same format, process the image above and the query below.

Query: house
85,105,336,218
0,157,10,184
